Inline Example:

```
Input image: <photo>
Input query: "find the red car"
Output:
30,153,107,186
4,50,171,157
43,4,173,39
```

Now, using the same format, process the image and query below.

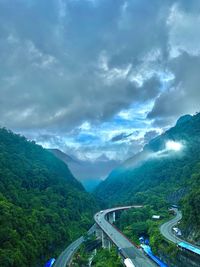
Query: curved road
95,206,157,267
160,209,183,244
160,209,200,251
54,224,96,267
53,236,84,267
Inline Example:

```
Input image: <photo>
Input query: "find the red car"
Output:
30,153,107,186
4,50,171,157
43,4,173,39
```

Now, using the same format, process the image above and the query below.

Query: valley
1,1,200,266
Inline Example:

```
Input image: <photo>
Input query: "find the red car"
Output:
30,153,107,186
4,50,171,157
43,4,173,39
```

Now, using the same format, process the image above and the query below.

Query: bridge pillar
95,224,103,239
113,211,116,223
95,224,111,249
102,232,111,250
108,239,112,251
102,231,105,248
107,212,116,224
95,223,113,250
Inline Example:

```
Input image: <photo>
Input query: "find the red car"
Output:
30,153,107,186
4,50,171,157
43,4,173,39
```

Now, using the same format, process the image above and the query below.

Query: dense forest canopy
0,128,98,267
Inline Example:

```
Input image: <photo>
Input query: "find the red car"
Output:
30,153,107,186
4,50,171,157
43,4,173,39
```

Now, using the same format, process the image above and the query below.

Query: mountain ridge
0,128,98,267
48,148,117,191
95,113,200,243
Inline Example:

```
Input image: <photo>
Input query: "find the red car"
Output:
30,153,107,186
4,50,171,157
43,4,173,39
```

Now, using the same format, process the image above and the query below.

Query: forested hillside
48,149,101,192
0,128,98,267
96,113,200,243
181,170,200,243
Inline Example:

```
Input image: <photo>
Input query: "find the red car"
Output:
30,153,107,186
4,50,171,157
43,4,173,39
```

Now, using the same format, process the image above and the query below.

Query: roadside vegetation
92,248,122,267
71,237,122,267
0,128,98,267
115,206,179,265
96,113,200,246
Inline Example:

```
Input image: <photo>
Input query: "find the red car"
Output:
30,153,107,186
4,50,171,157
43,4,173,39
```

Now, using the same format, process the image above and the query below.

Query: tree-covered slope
181,170,200,243
95,113,200,242
0,128,98,267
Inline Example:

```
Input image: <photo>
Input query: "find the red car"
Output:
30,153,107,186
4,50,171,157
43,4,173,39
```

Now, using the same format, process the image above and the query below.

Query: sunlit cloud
165,140,183,151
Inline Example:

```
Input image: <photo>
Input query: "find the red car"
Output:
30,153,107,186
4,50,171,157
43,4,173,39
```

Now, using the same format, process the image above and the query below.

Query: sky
1,0,200,180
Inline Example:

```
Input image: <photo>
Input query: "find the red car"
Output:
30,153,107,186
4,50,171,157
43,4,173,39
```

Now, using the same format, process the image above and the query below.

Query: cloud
144,130,160,144
111,132,134,142
0,0,170,132
0,0,200,178
167,3,200,58
165,140,183,151
148,53,200,126
148,2,200,126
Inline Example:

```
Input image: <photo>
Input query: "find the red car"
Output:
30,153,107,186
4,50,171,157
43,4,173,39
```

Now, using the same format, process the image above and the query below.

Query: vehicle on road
124,258,135,267
160,209,200,260
96,206,158,267
172,227,182,236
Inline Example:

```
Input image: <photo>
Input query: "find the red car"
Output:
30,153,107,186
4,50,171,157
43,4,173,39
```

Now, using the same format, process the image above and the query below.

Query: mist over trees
96,113,200,242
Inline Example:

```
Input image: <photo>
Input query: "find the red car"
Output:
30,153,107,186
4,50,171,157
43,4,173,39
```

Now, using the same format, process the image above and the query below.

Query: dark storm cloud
146,1,200,126
111,132,133,142
0,0,172,132
1,0,200,174
148,54,200,126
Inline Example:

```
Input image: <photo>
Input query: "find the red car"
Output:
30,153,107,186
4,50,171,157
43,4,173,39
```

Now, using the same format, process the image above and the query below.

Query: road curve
53,236,84,267
160,209,183,244
94,206,157,267
54,224,96,267
160,209,200,251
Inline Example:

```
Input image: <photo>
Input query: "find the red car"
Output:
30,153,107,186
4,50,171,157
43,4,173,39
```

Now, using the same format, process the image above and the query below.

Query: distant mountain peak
48,148,80,164
95,112,200,208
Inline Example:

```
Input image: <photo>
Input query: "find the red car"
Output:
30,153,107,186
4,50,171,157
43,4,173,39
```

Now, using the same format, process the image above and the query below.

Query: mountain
0,128,98,267
48,148,118,191
95,113,200,243
48,148,79,165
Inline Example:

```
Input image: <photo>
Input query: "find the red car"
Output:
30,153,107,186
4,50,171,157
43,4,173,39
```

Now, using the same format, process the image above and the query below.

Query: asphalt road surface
160,209,183,244
94,206,157,267
54,224,96,267
53,236,84,267
160,209,200,251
